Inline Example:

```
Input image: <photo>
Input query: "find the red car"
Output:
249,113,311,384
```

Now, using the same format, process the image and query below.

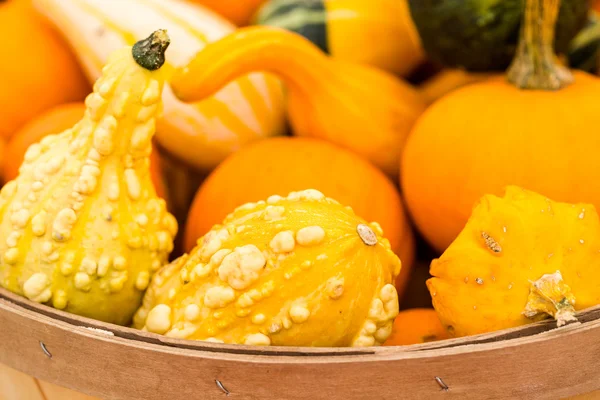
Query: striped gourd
32,0,286,171
255,0,424,77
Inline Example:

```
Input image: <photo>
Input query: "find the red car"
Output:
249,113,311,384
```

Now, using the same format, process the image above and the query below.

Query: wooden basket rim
3,286,600,399
2,285,600,358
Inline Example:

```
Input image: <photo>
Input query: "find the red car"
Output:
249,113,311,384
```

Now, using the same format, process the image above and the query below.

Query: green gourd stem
132,29,170,71
507,0,574,90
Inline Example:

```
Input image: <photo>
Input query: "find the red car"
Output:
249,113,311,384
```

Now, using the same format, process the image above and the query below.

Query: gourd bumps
134,189,401,347
0,31,177,325
428,186,600,337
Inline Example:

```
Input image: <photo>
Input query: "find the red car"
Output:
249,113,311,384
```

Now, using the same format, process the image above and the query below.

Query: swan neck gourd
172,26,331,100
507,0,574,90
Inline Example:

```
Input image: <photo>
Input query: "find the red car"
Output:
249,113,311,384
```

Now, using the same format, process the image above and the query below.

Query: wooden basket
1,286,600,400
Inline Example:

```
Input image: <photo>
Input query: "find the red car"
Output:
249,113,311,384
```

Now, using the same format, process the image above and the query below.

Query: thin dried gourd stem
506,0,573,90
170,26,333,102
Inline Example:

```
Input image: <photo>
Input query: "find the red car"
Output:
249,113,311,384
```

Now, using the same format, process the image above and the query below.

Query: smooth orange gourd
189,0,267,26
429,186,600,337
134,189,400,347
402,0,600,253
383,308,448,346
0,0,89,139
3,102,166,200
171,26,427,178
184,137,415,297
0,31,177,325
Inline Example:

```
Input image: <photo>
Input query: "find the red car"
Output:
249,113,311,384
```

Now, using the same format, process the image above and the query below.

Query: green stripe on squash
254,0,329,55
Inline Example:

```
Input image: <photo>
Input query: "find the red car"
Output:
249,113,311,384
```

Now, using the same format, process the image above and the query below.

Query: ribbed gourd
255,0,425,77
134,189,400,347
171,26,427,178
428,186,600,337
402,0,600,253
0,30,177,326
32,0,286,172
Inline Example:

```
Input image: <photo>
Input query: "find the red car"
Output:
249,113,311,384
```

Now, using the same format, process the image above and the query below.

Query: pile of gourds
0,0,599,348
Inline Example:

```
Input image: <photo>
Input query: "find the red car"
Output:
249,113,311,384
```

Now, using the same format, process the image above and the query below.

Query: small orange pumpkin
0,0,89,139
401,0,600,253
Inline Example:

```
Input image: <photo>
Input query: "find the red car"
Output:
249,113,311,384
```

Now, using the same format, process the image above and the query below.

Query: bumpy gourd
134,189,400,347
0,30,177,326
402,0,600,253
428,186,600,337
33,0,286,172
171,26,426,178
255,0,424,77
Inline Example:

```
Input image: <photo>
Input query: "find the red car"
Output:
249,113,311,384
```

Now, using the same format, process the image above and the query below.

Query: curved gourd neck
172,26,333,100
506,0,573,90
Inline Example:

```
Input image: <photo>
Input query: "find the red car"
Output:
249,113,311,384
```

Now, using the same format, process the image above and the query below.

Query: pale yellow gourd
0,30,177,326
134,189,400,347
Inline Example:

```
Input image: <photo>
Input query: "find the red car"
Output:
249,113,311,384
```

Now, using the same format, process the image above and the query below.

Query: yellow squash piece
428,186,600,338
0,30,177,326
134,189,401,347
171,26,427,178
33,0,286,172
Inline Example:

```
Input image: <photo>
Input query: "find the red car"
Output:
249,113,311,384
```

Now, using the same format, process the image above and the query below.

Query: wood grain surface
1,286,600,400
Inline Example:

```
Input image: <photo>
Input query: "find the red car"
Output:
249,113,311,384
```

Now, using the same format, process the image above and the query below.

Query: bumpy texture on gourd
134,189,400,347
171,26,426,178
255,0,424,77
428,186,600,337
0,30,177,326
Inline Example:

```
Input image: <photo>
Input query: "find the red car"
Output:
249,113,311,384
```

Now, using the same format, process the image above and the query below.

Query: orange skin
595,0,600,12
3,103,167,199
188,0,267,26
184,137,415,297
383,308,449,346
401,72,600,253
0,0,89,139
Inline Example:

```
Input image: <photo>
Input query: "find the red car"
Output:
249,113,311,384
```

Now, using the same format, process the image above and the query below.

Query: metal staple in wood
215,379,230,396
435,376,449,391
39,341,52,359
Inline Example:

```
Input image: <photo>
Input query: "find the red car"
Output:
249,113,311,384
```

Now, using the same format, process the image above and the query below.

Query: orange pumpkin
0,0,89,139
383,308,448,346
3,103,167,200
401,0,600,253
188,0,267,26
184,137,415,297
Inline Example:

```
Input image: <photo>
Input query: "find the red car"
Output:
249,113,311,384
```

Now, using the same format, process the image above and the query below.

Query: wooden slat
2,294,600,399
